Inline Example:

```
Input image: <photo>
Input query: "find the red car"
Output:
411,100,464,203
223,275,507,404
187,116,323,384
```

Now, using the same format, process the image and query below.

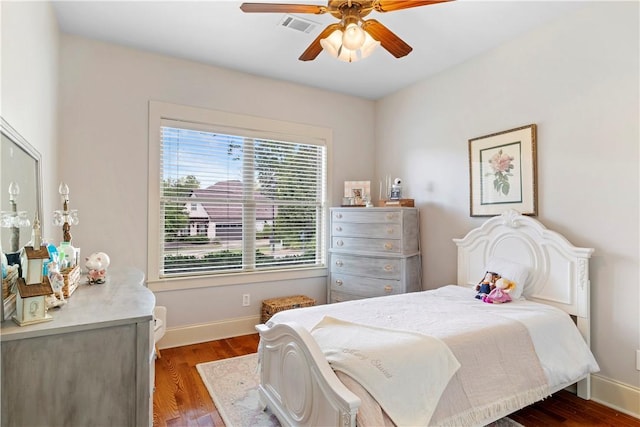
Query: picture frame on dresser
343,181,370,206
468,124,537,217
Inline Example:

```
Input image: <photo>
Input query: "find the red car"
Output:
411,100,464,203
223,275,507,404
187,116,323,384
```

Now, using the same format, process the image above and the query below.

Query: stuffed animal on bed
482,278,515,304
475,271,500,299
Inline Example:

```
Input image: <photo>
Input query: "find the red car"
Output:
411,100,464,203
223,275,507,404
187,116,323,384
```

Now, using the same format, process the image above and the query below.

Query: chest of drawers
0,268,155,427
328,207,422,303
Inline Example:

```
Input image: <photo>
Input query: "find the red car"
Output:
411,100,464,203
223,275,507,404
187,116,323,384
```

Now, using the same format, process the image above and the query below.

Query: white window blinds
158,122,327,278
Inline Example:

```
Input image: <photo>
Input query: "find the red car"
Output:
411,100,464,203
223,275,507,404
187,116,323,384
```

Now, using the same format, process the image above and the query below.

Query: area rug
196,353,524,427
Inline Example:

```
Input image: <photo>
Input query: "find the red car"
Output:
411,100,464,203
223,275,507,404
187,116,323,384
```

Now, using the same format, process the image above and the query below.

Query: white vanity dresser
0,267,155,427
328,207,422,303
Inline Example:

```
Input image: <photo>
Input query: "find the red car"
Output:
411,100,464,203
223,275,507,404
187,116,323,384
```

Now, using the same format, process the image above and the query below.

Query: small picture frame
343,181,370,206
468,124,537,216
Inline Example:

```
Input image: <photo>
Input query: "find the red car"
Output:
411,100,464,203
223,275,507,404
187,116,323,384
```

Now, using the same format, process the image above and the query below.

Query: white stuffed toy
85,252,110,284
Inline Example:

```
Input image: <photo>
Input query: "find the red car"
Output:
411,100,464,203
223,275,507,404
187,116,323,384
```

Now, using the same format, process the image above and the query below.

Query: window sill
148,266,328,293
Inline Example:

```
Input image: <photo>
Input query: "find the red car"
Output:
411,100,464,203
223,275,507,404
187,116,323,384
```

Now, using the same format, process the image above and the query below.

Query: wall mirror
1,117,43,320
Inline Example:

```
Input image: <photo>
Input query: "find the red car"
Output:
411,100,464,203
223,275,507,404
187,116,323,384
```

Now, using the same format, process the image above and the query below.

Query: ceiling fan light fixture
241,0,451,62
342,22,365,50
319,29,343,57
360,31,381,58
320,28,380,63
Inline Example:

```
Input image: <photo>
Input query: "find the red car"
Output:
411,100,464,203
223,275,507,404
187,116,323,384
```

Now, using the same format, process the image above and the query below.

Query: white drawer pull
335,279,343,286
336,240,344,247
335,226,342,232
335,260,344,267
384,285,393,293
335,213,343,219
384,242,393,250
384,264,393,272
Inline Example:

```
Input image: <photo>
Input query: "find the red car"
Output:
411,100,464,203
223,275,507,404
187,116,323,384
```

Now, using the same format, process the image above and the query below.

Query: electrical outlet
636,350,640,371
242,294,250,307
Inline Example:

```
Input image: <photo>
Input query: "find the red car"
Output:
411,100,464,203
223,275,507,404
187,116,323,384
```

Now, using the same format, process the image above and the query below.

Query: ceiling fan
240,0,452,62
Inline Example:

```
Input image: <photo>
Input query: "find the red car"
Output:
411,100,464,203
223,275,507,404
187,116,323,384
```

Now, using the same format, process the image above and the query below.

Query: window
148,102,329,282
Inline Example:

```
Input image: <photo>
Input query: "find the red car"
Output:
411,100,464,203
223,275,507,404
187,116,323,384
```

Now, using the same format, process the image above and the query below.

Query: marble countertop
0,266,155,342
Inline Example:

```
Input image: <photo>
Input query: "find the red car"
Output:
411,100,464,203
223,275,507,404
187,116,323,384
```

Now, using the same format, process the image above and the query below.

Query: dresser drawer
330,273,402,298
331,222,401,239
332,237,401,253
332,209,401,224
330,289,366,303
330,254,401,279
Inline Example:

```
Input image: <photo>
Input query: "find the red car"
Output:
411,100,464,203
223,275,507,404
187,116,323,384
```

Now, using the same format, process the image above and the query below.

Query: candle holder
52,182,79,243
1,182,31,252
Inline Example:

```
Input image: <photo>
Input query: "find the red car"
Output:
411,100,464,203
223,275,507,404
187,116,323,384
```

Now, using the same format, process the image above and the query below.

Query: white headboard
453,210,594,328
453,210,595,399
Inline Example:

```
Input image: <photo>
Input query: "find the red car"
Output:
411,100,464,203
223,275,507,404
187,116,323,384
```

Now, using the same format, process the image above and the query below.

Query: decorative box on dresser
329,207,422,303
0,267,155,427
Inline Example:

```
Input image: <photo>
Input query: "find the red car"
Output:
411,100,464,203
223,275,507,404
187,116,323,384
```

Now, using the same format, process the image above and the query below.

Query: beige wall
58,35,376,327
375,1,639,410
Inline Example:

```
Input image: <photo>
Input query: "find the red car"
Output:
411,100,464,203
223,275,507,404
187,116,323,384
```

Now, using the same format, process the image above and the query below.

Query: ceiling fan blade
374,0,453,13
240,3,326,14
362,19,412,58
299,23,342,61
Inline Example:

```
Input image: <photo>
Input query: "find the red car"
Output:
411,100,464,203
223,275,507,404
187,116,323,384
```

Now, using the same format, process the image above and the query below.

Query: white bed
256,210,598,426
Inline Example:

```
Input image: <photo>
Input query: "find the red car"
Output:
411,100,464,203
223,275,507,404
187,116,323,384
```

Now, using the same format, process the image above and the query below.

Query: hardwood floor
153,334,639,427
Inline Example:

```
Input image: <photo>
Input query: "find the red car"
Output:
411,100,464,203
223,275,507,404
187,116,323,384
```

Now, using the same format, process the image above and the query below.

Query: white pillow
484,257,530,300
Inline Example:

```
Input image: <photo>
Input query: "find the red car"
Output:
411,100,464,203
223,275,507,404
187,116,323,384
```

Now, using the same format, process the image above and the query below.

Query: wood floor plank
153,334,639,427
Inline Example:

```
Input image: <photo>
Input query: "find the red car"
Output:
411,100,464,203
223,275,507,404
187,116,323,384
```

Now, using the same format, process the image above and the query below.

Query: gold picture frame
468,124,537,216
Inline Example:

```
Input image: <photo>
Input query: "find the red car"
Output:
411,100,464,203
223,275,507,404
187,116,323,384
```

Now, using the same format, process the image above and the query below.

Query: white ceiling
52,0,587,100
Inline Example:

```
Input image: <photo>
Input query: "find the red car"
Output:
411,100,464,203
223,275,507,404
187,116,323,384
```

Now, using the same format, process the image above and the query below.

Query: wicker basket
2,277,12,299
44,265,81,299
261,295,315,324
2,268,18,299
61,265,81,298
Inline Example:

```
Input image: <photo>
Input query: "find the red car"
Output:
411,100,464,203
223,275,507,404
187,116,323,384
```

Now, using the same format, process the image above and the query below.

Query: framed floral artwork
468,124,537,216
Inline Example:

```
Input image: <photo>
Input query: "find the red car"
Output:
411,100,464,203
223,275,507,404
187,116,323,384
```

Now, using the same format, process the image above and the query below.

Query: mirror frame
1,116,44,321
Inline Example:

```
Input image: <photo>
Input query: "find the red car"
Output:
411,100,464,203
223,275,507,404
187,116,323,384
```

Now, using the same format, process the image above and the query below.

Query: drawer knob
335,260,344,267
384,264,393,272
386,213,395,220
386,228,394,234
335,226,342,232
384,242,393,250
335,213,343,219
336,240,344,247
335,279,343,286
384,285,393,293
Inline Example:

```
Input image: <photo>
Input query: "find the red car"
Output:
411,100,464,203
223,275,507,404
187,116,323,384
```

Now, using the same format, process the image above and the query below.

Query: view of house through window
159,124,327,278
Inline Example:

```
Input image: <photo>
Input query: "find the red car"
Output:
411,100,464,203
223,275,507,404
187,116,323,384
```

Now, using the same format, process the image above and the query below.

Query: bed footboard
256,322,360,427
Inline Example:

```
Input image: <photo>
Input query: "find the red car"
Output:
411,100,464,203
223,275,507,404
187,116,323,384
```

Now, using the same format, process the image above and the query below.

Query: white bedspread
267,285,600,425
311,316,460,426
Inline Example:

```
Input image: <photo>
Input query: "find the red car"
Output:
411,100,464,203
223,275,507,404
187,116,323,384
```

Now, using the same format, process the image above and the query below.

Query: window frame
147,101,332,290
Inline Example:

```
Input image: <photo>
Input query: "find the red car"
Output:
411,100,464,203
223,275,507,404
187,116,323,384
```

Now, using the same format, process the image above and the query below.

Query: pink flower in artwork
486,149,515,196
490,151,514,173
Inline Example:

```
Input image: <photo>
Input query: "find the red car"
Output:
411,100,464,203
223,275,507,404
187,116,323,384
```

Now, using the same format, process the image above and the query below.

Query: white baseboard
157,320,640,421
591,374,640,419
157,315,261,349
